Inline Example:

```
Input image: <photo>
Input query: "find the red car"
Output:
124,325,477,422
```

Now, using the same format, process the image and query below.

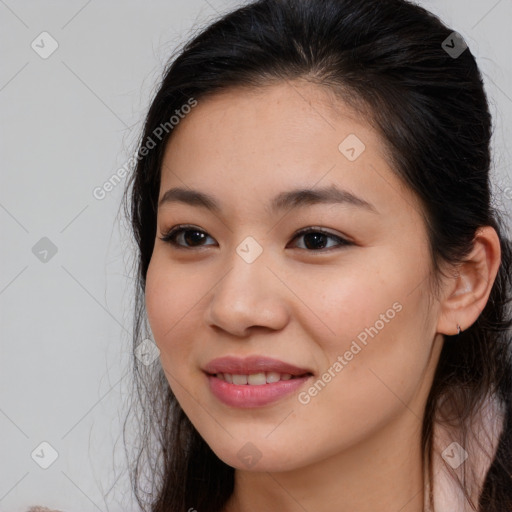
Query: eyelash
158,224,353,252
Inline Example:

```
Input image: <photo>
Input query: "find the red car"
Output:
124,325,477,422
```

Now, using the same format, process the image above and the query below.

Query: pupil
304,233,326,250
185,230,205,246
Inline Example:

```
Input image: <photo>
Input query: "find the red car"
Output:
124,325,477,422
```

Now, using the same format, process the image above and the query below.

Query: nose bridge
219,234,271,301
205,235,289,334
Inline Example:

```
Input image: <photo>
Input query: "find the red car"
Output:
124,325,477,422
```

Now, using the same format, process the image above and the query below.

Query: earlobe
436,226,501,336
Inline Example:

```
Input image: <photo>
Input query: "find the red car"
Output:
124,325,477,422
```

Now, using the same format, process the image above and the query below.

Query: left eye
159,225,352,252
291,227,352,251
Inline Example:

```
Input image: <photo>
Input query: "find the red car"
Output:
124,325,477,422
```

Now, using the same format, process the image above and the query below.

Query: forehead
158,81,422,221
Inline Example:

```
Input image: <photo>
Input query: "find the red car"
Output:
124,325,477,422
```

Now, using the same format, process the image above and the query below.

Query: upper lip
203,355,313,376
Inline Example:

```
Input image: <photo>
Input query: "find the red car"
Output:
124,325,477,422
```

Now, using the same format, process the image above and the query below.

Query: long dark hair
121,0,512,510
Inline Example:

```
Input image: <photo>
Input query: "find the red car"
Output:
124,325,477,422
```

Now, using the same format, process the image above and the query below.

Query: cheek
145,256,195,359
145,257,169,339
306,283,430,418
289,263,403,353
145,258,205,409
295,257,430,396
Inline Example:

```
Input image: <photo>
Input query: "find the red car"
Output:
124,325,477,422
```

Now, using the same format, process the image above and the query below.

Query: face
145,80,444,472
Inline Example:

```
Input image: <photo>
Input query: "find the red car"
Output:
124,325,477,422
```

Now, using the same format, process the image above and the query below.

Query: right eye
159,225,217,249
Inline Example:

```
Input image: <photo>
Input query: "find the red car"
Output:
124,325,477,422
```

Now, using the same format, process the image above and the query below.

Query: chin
205,438,305,473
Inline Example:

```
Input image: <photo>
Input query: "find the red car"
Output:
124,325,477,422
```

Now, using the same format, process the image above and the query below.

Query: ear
436,226,501,335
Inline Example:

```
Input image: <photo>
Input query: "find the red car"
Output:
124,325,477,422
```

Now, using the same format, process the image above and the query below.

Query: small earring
456,323,461,335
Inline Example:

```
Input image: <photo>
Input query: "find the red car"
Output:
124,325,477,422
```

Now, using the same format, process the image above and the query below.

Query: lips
203,355,313,377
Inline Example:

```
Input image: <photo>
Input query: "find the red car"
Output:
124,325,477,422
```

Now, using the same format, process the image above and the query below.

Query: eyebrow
158,185,378,215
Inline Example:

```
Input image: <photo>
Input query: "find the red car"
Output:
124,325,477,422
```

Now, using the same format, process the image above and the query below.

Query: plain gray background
1,1,511,511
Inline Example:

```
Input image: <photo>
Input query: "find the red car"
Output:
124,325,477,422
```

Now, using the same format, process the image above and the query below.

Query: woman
121,0,512,510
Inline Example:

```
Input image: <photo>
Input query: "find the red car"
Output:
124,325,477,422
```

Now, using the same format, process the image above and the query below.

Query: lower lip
206,373,312,408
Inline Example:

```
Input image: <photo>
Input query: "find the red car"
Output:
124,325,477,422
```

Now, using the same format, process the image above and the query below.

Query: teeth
247,372,266,385
266,371,281,383
232,374,247,385
215,372,297,384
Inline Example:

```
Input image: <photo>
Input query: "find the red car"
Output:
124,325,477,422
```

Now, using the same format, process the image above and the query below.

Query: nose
203,249,290,337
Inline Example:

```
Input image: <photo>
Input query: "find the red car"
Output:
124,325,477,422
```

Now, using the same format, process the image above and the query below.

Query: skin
144,80,501,512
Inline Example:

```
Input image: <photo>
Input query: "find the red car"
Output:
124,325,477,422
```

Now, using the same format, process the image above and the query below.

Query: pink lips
203,355,312,376
203,355,313,408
